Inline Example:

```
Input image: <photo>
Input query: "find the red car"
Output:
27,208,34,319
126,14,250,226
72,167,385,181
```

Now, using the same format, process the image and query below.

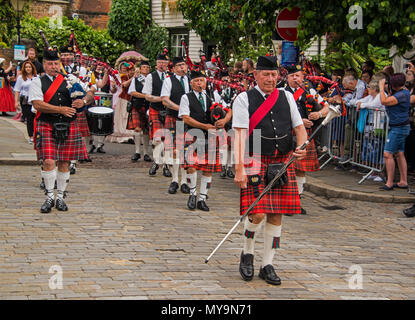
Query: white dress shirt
28,74,55,104
178,90,208,118
128,74,147,95
14,75,37,98
160,74,190,97
232,85,303,129
142,69,166,95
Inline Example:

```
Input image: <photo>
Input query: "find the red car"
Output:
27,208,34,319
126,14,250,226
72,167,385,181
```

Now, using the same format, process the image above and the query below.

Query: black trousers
21,104,35,138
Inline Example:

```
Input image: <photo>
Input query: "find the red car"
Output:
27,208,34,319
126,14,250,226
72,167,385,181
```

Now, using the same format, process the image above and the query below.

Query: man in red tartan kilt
161,57,191,195
28,48,93,214
127,61,152,162
143,54,172,177
179,70,222,212
233,56,307,285
285,65,330,215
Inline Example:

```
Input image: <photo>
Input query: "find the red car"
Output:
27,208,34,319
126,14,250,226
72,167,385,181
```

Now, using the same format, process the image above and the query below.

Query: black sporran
52,122,70,144
158,109,167,125
265,162,288,188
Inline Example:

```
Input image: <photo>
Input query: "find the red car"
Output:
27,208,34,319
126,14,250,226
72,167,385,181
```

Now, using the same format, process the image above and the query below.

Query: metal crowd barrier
319,104,389,184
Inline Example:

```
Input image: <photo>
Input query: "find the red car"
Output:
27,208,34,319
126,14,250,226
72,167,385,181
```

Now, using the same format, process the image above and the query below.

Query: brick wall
29,0,112,29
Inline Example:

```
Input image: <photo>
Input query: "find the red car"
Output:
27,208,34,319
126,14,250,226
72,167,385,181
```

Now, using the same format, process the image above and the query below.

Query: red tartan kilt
127,106,148,133
240,149,300,215
76,110,90,137
163,116,186,152
35,119,88,161
294,128,319,172
149,107,165,140
182,134,222,172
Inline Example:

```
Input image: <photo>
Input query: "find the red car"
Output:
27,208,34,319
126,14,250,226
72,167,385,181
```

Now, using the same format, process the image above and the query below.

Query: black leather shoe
143,154,152,162
197,200,210,211
89,145,96,154
403,205,415,217
96,146,106,154
85,157,92,163
131,153,141,162
259,264,281,285
180,183,190,194
187,195,197,210
55,198,68,211
168,181,179,194
163,165,172,177
40,198,55,214
301,207,307,215
239,252,254,281
149,162,159,176
220,166,227,178
227,168,235,178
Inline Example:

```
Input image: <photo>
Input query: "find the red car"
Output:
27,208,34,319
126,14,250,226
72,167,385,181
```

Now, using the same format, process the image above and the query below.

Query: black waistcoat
247,88,293,155
285,86,308,119
168,75,189,118
150,71,164,111
131,76,149,109
39,74,75,123
187,92,212,130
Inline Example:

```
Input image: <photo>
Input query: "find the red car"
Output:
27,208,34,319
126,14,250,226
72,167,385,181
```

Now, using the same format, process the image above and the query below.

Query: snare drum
86,106,114,136
94,92,113,108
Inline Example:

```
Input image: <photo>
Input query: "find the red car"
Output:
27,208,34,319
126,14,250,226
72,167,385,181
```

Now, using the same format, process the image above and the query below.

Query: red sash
248,89,279,136
293,87,304,102
33,74,65,149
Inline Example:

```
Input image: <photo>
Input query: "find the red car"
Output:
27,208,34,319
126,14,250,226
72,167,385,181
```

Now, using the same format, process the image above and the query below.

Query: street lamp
10,0,25,45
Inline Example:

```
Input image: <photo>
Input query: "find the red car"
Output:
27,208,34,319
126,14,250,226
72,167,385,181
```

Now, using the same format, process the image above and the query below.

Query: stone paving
1,164,415,300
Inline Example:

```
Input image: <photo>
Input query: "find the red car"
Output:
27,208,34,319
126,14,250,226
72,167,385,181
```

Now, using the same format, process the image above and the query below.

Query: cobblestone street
1,164,415,300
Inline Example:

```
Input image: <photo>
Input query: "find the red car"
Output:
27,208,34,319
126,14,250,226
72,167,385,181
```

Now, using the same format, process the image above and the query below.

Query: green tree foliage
108,0,151,46
20,15,132,65
317,42,392,74
178,0,246,59
0,0,17,46
140,22,169,68
239,0,415,54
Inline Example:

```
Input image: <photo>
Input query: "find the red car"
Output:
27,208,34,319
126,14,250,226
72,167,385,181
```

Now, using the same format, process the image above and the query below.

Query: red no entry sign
276,7,300,42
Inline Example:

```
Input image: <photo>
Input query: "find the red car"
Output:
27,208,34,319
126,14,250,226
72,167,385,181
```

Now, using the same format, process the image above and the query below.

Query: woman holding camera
14,61,37,143
379,73,411,191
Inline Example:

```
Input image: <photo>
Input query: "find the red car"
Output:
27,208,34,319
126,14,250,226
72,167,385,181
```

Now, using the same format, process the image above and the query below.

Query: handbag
52,122,70,144
20,95,29,106
158,109,167,125
265,163,288,188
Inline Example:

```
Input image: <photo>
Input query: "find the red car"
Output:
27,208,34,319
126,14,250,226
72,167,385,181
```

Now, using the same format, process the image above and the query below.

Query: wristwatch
319,111,323,118
82,98,88,106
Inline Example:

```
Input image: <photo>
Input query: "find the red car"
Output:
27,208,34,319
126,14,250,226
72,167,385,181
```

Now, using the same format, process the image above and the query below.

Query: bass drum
86,106,114,136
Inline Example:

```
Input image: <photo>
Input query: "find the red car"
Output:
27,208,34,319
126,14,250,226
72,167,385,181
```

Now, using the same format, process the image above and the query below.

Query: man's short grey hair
368,80,380,92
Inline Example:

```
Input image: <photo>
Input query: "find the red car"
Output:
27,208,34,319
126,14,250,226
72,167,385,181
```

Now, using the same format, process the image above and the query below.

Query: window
170,31,188,57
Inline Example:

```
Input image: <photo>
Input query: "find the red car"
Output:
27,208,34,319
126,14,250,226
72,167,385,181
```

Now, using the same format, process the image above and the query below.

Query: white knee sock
180,168,187,185
187,172,197,196
296,176,306,195
56,171,70,200
42,169,56,199
219,146,228,166
142,134,151,155
263,223,282,267
133,132,142,154
93,135,104,148
164,149,174,166
199,175,212,201
243,218,262,255
172,161,179,183
153,141,163,164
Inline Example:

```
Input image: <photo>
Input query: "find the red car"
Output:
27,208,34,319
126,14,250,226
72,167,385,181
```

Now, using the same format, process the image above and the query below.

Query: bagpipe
39,29,121,87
